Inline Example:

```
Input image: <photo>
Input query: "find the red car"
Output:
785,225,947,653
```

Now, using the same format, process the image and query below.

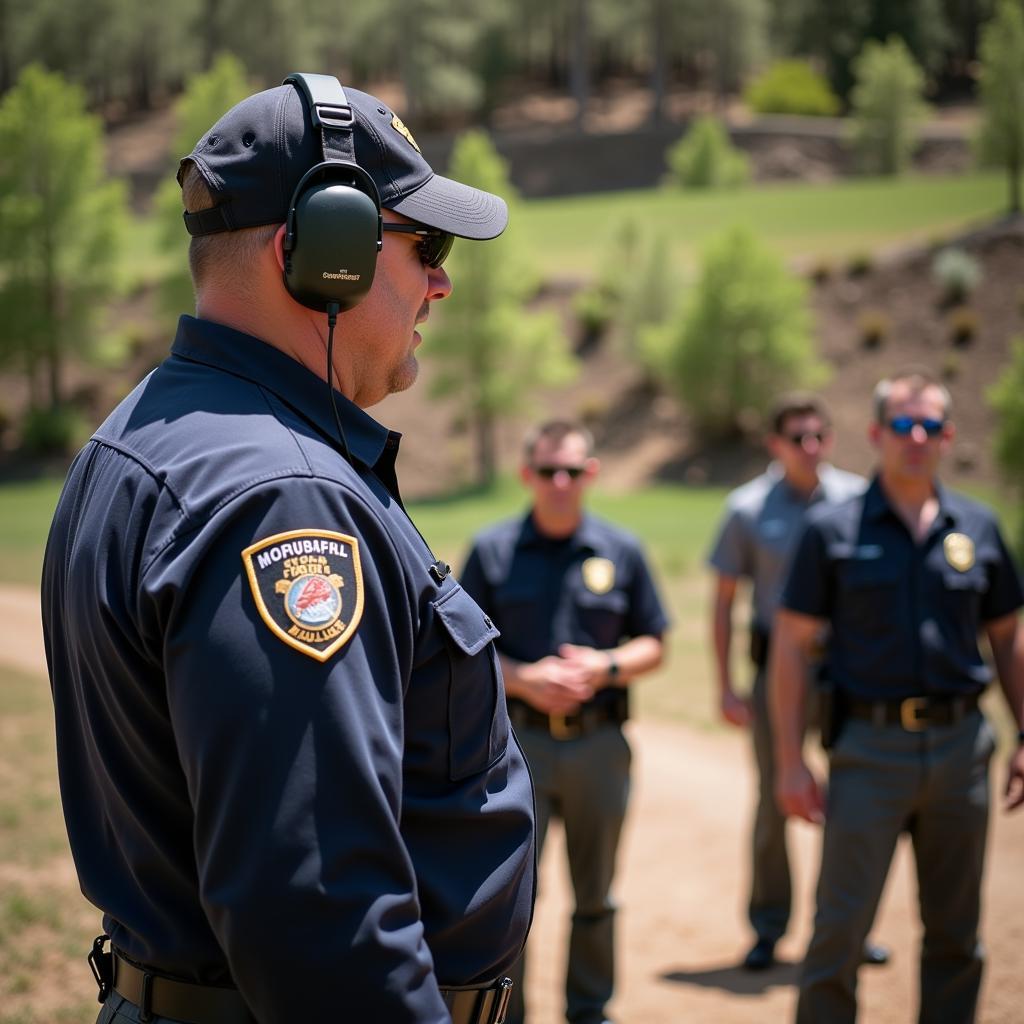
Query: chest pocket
575,587,630,647
835,557,903,631
433,585,509,781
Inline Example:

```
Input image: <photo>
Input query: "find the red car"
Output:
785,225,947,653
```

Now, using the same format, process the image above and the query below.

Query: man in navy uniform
42,76,535,1024
771,369,1024,1023
707,393,886,970
460,420,669,1024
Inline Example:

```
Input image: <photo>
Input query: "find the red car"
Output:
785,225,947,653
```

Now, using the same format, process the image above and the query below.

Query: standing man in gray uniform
771,369,1024,1023
707,393,886,971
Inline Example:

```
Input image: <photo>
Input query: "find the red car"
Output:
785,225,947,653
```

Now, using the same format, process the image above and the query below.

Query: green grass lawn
513,170,1010,279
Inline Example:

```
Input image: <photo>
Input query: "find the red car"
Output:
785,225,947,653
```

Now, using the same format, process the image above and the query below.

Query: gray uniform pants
750,665,792,942
797,710,994,1024
507,723,632,1024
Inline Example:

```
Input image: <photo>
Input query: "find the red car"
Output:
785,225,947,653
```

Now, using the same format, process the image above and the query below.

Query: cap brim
389,173,508,240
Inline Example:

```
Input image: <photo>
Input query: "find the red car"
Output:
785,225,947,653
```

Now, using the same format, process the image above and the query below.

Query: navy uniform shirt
708,464,866,632
781,476,1024,699
41,316,536,1024
459,513,669,712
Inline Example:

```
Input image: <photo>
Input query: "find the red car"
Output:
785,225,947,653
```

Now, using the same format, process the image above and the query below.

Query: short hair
872,367,952,424
180,160,279,290
768,392,831,436
522,420,595,463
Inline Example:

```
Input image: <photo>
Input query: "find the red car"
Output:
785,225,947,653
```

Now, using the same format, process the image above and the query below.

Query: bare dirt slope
4,583,1023,1023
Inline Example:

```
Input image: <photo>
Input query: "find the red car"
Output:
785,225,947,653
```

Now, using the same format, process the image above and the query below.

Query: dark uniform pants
750,666,792,942
508,724,631,1024
798,710,995,1024
96,992,200,1024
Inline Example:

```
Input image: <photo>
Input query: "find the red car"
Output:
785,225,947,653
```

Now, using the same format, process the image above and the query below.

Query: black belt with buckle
509,696,627,740
96,939,512,1024
847,693,980,732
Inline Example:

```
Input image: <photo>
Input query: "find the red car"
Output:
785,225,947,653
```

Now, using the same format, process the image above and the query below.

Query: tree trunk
649,0,668,126
474,407,496,488
569,0,589,131
1010,151,1022,216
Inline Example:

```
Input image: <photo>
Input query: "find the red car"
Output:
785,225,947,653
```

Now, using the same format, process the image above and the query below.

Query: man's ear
583,457,600,481
272,224,288,273
868,421,882,451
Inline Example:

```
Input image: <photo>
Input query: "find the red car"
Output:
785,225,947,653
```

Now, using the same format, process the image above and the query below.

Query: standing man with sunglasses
771,369,1024,1023
706,393,884,971
460,420,670,1024
42,77,535,1024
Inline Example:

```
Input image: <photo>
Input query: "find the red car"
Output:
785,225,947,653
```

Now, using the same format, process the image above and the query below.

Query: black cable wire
325,301,353,465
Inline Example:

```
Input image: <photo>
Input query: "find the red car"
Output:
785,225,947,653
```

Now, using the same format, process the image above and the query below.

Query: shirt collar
864,473,957,531
170,315,400,483
519,510,601,553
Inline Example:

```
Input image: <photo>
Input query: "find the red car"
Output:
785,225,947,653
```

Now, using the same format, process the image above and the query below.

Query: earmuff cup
284,169,382,312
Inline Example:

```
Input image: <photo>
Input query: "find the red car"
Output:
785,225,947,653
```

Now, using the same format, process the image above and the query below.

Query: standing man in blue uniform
707,394,886,971
771,369,1024,1023
460,420,669,1024
42,75,535,1024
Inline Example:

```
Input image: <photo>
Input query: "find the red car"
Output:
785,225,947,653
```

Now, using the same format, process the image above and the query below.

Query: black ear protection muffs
281,73,382,313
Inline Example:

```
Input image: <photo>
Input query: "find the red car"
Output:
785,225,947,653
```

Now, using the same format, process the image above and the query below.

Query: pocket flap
433,585,500,656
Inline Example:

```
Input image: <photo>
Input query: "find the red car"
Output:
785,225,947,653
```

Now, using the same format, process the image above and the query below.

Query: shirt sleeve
779,519,832,620
458,541,493,613
707,505,752,580
142,476,449,1024
981,520,1024,622
624,542,671,638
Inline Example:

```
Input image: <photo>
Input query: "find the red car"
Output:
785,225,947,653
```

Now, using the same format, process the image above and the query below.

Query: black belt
110,950,252,1024
105,946,511,1024
846,693,980,732
509,699,626,740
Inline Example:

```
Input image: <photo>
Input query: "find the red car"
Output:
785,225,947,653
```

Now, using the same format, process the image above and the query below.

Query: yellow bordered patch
242,529,364,661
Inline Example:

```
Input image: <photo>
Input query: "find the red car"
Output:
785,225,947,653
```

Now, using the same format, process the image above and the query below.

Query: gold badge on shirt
943,532,975,573
582,557,615,595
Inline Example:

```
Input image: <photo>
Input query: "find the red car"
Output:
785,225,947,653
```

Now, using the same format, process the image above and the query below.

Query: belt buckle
900,696,929,731
548,713,580,740
490,977,513,1024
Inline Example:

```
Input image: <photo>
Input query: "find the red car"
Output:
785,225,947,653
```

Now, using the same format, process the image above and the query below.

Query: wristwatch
607,652,620,684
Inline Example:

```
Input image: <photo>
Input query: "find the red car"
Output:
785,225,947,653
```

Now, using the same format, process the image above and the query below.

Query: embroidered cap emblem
242,529,364,661
943,532,975,573
391,113,421,153
582,557,615,595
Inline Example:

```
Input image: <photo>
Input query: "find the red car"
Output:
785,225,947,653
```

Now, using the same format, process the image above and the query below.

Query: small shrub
932,247,982,306
573,286,615,340
858,309,891,349
846,251,874,278
849,36,930,175
807,257,834,285
948,306,980,348
664,116,750,190
941,352,961,380
745,59,840,117
20,406,88,455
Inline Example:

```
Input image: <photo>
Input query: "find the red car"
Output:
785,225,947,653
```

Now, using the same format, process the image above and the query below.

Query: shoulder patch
242,530,364,662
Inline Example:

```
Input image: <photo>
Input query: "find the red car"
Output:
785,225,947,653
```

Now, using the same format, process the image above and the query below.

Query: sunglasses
532,465,587,480
382,221,454,268
886,416,946,437
784,431,826,446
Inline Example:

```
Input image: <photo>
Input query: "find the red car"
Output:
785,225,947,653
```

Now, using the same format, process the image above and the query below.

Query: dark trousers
749,666,792,942
507,724,631,1024
96,992,187,1024
797,710,994,1024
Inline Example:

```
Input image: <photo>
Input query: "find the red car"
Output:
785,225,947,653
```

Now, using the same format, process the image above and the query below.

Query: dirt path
4,585,1022,1024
